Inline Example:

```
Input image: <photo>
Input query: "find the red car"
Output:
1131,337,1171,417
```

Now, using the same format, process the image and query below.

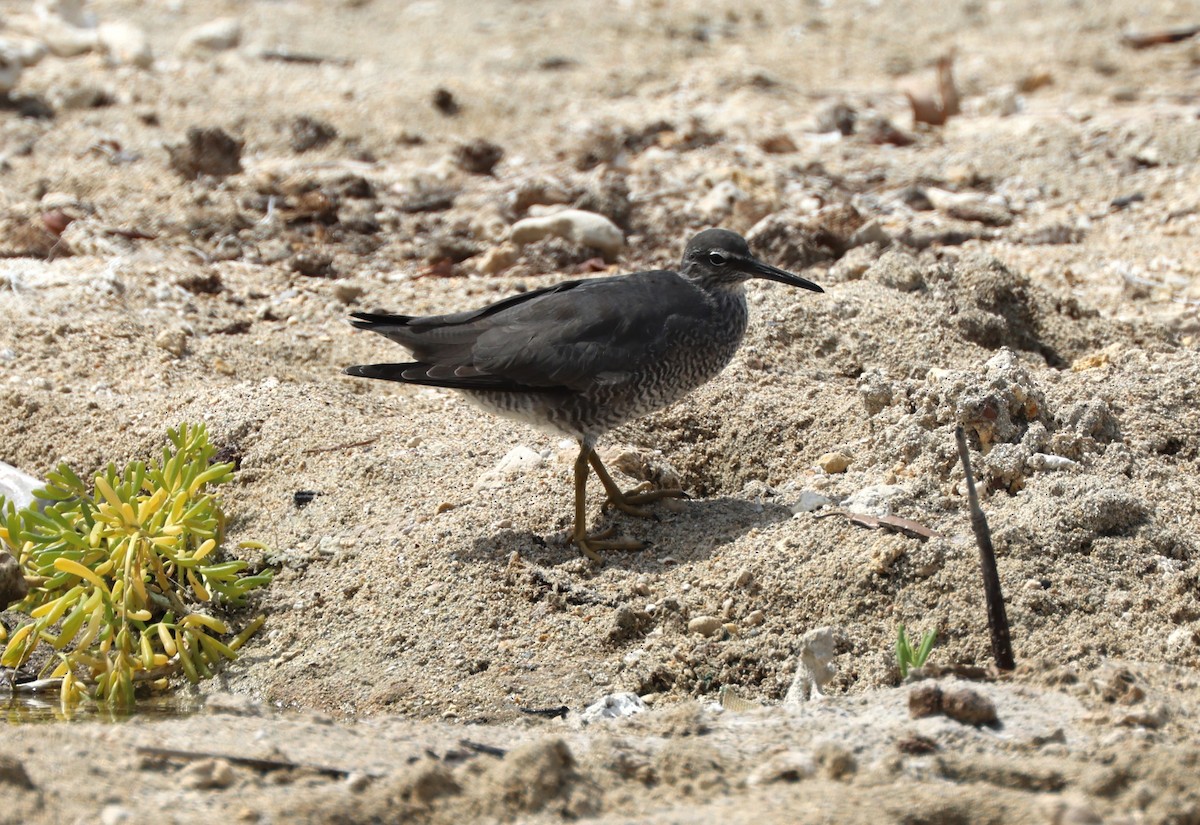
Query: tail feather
349,312,413,329
343,362,546,393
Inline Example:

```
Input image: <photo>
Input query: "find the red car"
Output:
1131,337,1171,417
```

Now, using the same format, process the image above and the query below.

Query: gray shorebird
345,228,823,561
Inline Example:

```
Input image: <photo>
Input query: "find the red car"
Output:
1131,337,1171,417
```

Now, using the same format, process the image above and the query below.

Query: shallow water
2,691,204,724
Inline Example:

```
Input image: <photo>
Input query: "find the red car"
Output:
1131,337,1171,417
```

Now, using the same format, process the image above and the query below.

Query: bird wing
348,271,712,392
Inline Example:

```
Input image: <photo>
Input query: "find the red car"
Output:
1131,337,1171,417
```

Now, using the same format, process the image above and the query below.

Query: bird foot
574,527,644,562
604,486,688,518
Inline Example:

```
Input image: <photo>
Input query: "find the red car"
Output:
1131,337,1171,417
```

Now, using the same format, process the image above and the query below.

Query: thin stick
301,436,379,455
135,746,361,778
955,426,1015,670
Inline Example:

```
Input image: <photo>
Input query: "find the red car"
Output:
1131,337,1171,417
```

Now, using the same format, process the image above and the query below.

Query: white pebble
98,21,152,67
687,615,724,637
179,17,242,53
510,209,624,259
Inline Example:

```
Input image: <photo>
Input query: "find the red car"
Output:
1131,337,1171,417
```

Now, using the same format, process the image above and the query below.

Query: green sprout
896,625,937,679
0,423,272,710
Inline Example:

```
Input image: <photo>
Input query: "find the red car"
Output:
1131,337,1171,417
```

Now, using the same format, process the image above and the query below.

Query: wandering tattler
345,228,823,561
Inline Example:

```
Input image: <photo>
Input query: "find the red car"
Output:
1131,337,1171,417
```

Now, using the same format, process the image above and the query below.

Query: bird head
680,228,824,293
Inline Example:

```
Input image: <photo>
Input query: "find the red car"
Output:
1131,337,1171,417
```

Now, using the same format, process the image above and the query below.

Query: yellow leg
571,446,644,561
587,449,687,517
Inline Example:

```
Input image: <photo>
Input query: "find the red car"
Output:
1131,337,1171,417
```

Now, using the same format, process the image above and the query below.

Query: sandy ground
2,0,1200,822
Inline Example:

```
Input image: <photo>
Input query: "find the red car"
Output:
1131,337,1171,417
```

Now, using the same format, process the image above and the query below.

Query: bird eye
707,251,728,267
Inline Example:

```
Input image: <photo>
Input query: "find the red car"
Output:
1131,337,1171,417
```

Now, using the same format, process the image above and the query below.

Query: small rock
167,126,243,179
180,17,242,53
40,19,98,58
1052,804,1104,825
289,115,337,153
333,282,365,304
98,21,152,68
1117,704,1168,729
476,243,518,275
790,490,832,513
155,328,189,358
0,753,34,789
1,549,28,608
510,209,624,261
579,692,646,724
453,139,504,175
1027,453,1077,472
908,682,943,718
608,606,653,644
977,86,1021,117
842,484,905,517
291,250,335,278
180,758,236,790
0,460,46,511
847,219,890,248
784,627,837,704
431,87,460,115
744,609,765,627
745,750,816,786
941,686,999,727
0,60,20,99
817,452,851,473
1167,627,1196,651
814,741,857,780
474,446,544,492
733,568,753,588
814,101,856,135
687,615,724,637
99,805,132,825
864,250,924,292
758,133,797,154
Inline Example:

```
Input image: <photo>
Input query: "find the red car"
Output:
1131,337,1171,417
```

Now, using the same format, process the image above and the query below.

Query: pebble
476,243,518,275
744,609,765,627
790,490,832,514
0,460,46,511
578,691,646,725
510,209,624,260
847,219,890,248
687,615,724,637
98,21,152,67
842,484,905,517
864,250,925,293
155,327,189,357
745,750,816,786
908,682,943,718
0,753,34,789
40,18,98,58
814,741,857,780
99,805,132,825
1027,453,1077,472
817,452,851,473
473,446,544,491
0,550,28,607
784,626,837,704
180,758,236,790
942,686,999,727
332,282,365,304
0,40,27,94
180,17,242,53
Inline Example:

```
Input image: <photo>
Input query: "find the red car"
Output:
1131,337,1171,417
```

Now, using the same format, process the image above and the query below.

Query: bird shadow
464,496,794,569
